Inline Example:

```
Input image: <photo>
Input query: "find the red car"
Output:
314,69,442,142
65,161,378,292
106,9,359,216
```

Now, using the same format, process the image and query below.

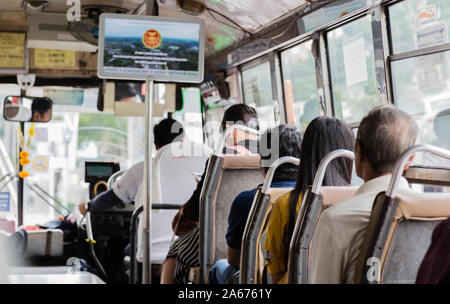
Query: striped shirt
167,225,200,284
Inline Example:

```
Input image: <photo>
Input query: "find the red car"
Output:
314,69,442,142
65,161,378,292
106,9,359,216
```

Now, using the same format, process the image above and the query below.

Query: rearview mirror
3,96,53,123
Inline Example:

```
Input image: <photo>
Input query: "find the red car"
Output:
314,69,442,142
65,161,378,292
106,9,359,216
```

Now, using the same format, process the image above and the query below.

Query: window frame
234,0,395,128
239,56,279,127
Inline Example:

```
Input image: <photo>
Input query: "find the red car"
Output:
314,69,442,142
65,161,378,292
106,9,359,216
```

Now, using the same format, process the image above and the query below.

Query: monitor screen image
98,14,204,83
86,164,114,178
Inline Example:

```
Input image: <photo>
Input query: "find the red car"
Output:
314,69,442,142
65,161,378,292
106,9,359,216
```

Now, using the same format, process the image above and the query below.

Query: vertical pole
17,121,24,227
142,79,154,284
143,0,157,284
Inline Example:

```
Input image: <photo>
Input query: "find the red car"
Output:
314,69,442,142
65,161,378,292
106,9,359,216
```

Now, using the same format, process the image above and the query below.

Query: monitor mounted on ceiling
97,13,205,83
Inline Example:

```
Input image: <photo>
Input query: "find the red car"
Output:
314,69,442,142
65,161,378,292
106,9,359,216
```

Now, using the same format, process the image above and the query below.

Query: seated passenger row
89,102,448,284
194,104,449,284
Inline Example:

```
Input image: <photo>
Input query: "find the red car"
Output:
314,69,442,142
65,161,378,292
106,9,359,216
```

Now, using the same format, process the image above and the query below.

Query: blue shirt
225,180,296,250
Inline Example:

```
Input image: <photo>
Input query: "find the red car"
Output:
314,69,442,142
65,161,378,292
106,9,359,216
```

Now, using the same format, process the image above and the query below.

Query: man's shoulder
235,188,258,202
319,190,380,229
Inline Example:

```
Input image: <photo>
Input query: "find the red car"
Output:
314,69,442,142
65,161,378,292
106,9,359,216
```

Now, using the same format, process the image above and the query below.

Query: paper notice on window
0,33,25,69
418,5,436,26
343,37,368,87
417,22,448,49
0,192,10,212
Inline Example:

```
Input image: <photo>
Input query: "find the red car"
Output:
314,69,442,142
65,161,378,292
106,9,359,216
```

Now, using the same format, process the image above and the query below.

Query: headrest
269,188,294,205
394,189,450,220
320,186,359,206
222,154,261,169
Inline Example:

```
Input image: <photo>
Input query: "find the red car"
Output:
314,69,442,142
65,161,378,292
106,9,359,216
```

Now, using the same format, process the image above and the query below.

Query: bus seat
321,186,359,206
355,189,450,284
255,187,293,284
240,156,299,284
197,154,264,283
136,141,212,264
153,141,212,263
287,185,358,283
155,141,213,204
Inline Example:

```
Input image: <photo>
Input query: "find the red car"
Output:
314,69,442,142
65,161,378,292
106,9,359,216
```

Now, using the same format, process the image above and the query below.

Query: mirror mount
17,74,36,91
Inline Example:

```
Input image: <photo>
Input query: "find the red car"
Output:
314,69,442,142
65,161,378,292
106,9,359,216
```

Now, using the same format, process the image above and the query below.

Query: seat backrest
213,155,264,261
321,186,359,206
256,187,293,283
199,154,264,283
355,189,450,284
142,141,212,263
287,185,358,283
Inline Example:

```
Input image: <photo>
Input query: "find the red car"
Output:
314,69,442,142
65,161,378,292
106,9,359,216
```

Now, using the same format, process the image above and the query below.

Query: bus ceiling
0,0,332,78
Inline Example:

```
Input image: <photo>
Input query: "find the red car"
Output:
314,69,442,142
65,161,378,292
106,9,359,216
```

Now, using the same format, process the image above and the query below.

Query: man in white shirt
78,118,185,215
310,105,419,284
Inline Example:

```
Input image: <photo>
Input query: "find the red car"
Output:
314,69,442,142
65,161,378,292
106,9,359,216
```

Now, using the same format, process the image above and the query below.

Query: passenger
78,118,184,216
31,97,52,122
160,103,259,284
207,125,303,284
221,104,260,154
416,216,450,284
264,116,354,284
310,105,418,284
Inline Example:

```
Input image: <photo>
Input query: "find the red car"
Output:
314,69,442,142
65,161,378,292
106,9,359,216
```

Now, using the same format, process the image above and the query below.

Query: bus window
327,16,379,124
391,52,450,168
174,87,204,145
204,106,225,148
280,40,319,130
3,87,146,226
241,61,276,130
0,84,21,158
389,0,450,54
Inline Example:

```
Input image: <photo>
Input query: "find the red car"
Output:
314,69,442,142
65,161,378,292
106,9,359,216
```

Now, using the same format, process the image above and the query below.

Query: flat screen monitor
84,161,120,182
98,14,204,83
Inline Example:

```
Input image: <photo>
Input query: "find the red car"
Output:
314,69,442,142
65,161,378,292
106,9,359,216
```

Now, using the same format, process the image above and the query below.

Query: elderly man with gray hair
310,105,419,284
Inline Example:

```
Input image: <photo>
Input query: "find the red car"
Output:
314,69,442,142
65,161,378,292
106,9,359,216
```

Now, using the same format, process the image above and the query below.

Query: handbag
172,200,198,236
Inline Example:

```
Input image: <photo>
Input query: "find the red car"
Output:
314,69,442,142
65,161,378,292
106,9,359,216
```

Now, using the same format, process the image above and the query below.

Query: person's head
283,116,354,261
220,104,259,146
153,118,185,150
31,98,52,122
295,116,355,193
355,105,419,181
433,108,450,149
259,124,302,181
220,103,259,132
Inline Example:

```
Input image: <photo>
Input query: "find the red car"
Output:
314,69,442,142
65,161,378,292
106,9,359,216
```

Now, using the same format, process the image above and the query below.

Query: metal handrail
287,149,355,284
129,205,144,284
261,157,300,194
128,203,184,284
311,149,355,194
240,156,300,284
0,173,16,191
198,155,223,284
387,144,450,198
362,144,450,284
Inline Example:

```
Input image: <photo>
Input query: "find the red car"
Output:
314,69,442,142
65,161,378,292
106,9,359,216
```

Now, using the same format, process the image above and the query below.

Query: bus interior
0,0,449,285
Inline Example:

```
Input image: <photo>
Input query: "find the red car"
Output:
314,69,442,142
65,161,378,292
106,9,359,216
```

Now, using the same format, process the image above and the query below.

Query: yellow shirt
263,190,302,284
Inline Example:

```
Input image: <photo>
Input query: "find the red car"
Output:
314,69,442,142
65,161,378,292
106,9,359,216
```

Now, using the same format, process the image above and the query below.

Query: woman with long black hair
264,116,354,284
